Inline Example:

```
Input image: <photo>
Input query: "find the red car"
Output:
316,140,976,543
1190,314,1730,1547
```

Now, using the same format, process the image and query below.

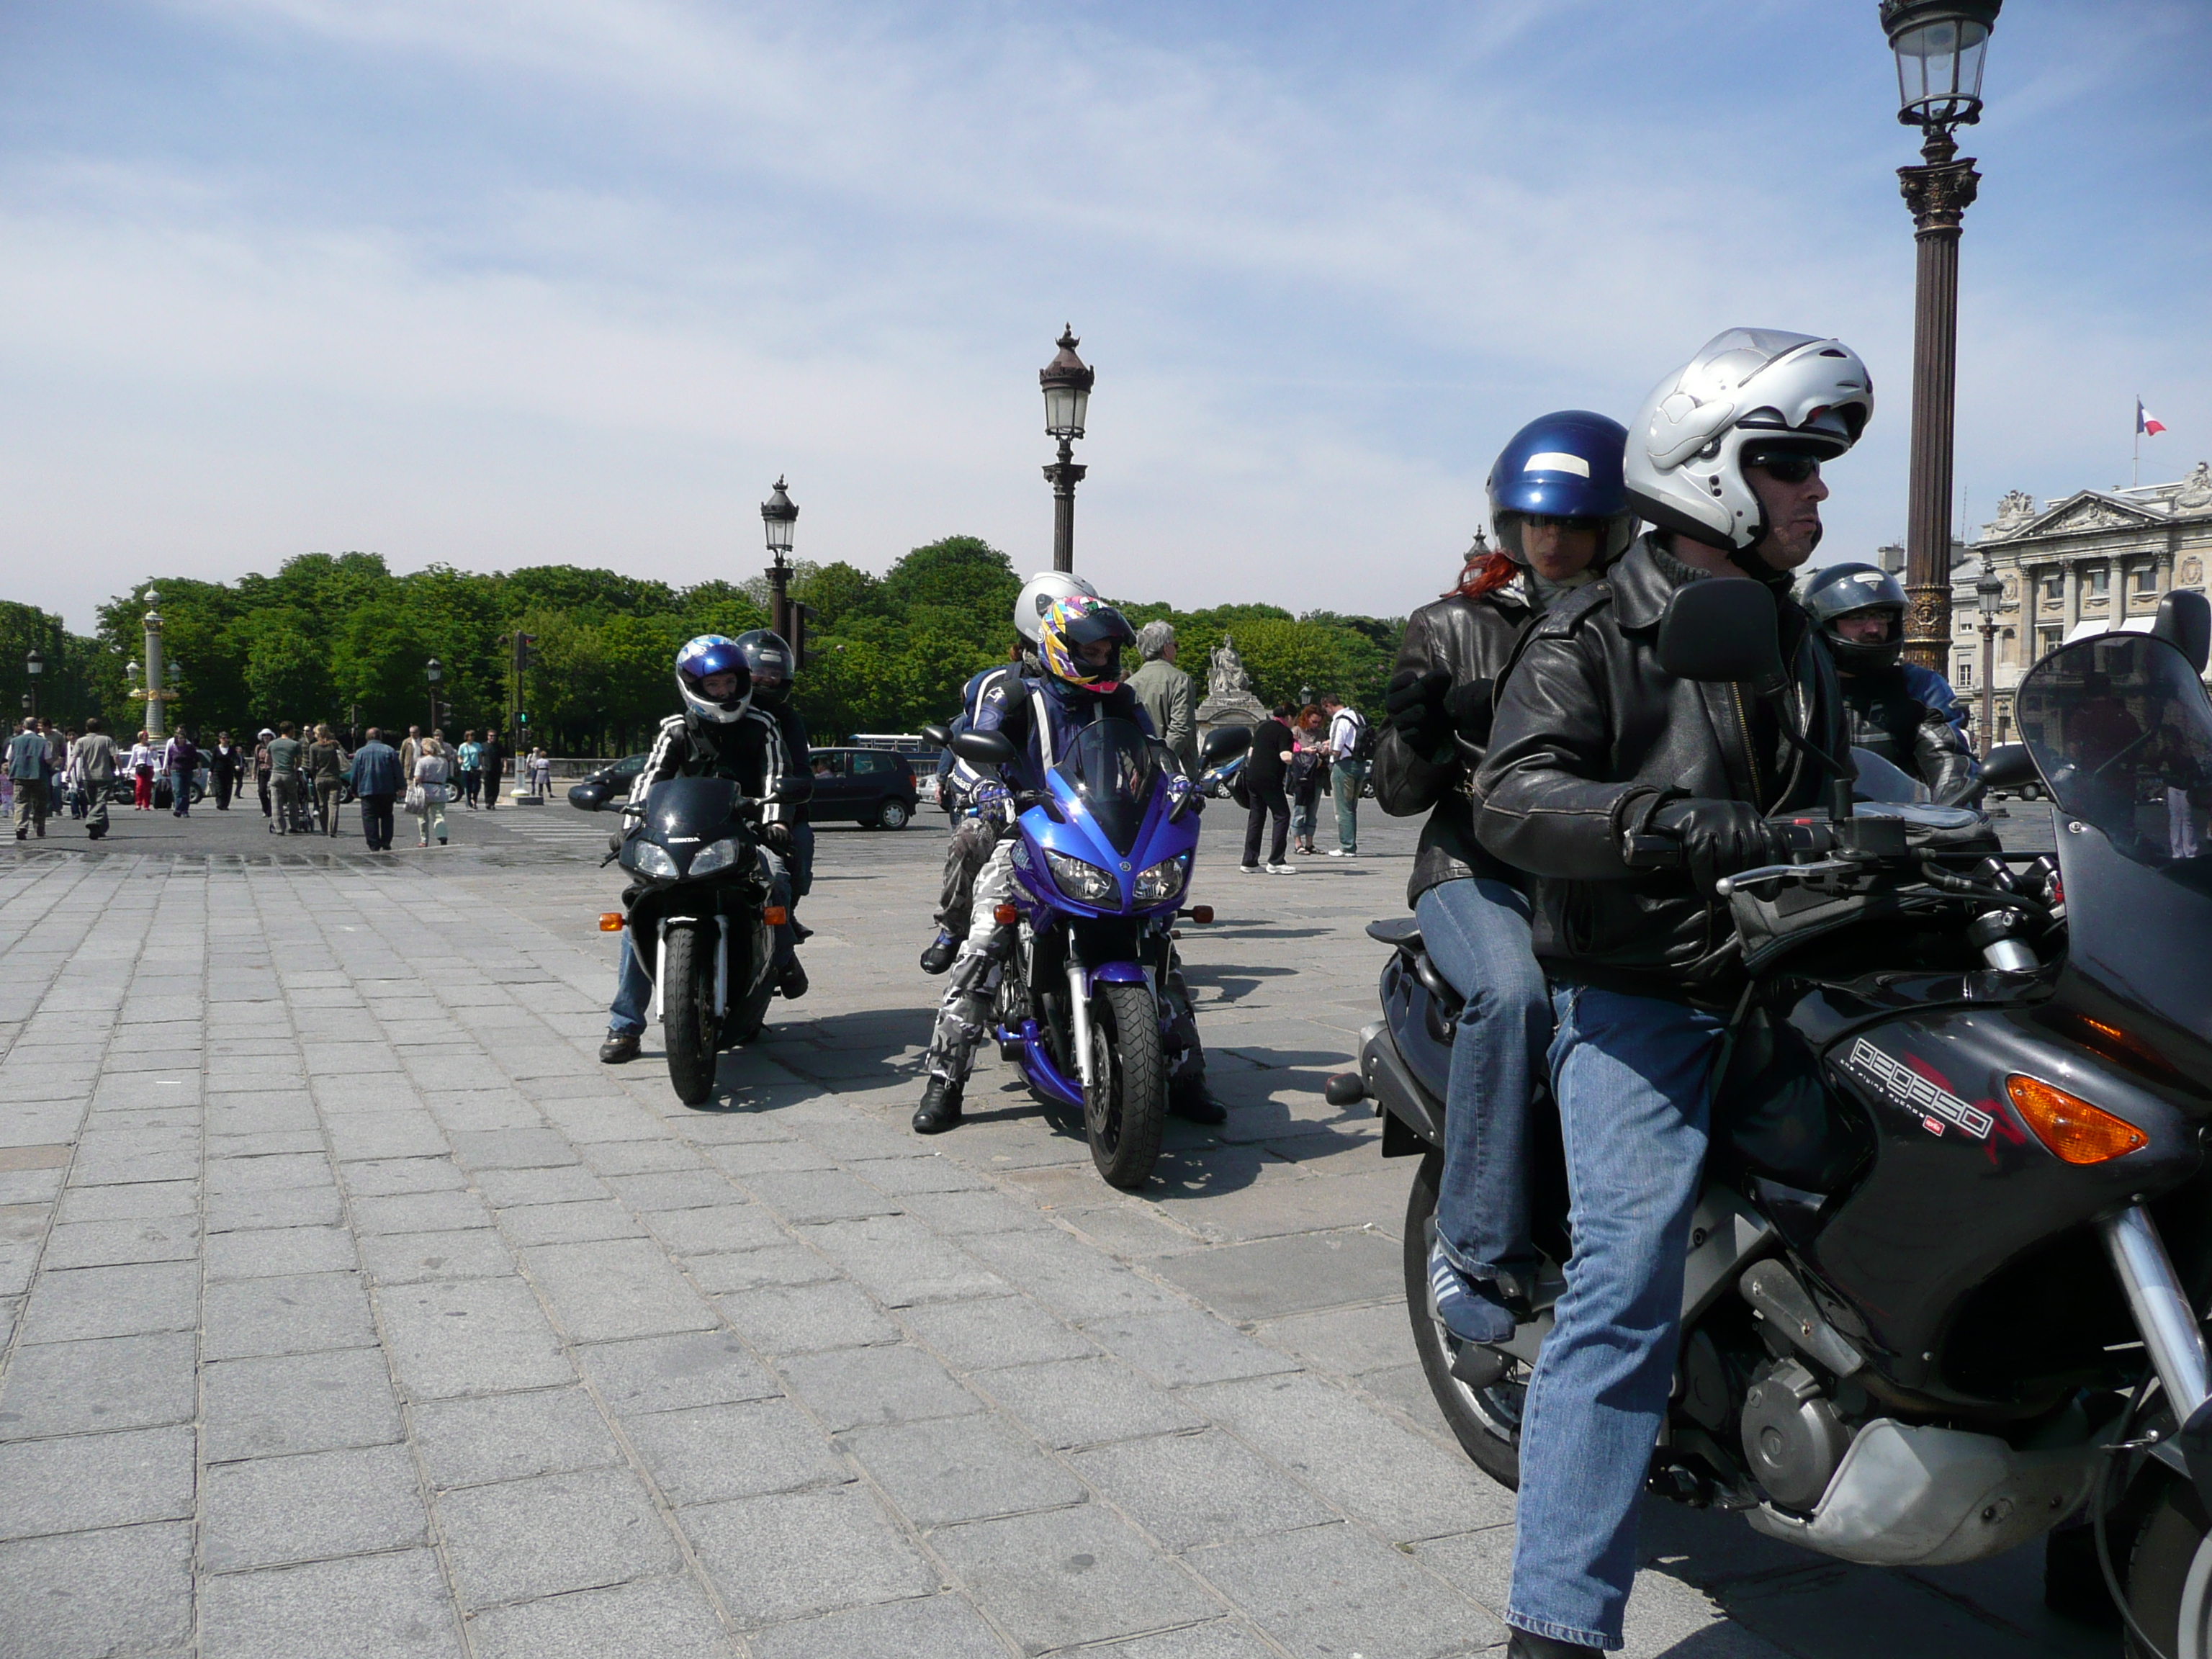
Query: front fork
2100,1204,2212,1498
644,916,729,1023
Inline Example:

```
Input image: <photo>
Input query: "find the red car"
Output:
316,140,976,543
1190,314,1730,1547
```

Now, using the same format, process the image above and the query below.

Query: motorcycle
600,775,804,1107
950,721,1247,1188
1336,580,2212,1654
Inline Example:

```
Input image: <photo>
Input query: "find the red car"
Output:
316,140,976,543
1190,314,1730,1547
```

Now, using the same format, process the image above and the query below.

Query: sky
2,0,2208,632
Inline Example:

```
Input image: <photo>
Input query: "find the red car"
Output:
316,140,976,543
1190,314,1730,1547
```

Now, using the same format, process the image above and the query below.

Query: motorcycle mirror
1982,744,2038,791
2153,590,2211,676
1200,725,1252,765
567,783,608,811
1657,580,1787,697
952,729,1018,767
919,722,952,747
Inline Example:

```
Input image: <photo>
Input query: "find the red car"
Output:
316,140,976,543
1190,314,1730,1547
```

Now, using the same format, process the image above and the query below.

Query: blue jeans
1413,876,1551,1291
1331,761,1364,850
1507,983,1724,1651
608,847,794,1035
169,769,192,816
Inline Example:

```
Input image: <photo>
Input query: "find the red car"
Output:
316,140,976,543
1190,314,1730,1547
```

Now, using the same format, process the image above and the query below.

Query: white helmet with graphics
1625,328,1874,554
1013,572,1100,647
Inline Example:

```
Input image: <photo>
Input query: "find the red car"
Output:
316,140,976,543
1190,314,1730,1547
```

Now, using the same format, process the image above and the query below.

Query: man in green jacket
1127,621,1198,779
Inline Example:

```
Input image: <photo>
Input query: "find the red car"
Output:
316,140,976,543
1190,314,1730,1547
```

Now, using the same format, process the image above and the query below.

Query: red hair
1446,550,1518,601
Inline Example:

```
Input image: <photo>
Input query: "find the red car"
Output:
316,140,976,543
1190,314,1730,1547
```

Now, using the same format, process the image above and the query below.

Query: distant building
1946,462,2212,745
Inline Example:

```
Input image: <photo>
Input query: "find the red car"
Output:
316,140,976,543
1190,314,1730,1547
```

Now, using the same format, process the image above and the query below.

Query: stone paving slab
0,808,2095,1658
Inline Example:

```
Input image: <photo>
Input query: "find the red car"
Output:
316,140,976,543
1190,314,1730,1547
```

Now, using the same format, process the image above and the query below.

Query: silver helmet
1013,571,1100,647
1624,329,1874,552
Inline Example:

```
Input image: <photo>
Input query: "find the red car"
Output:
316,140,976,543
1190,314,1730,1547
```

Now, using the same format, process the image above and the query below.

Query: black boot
912,1076,963,1135
1167,1077,1226,1125
919,930,959,975
1506,1632,1603,1658
776,957,809,999
598,1031,640,1064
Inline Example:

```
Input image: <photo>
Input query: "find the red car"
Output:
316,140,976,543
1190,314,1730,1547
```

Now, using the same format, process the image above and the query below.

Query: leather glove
759,822,793,853
1384,667,1453,756
971,782,1013,824
1647,799,1788,895
1444,678,1495,747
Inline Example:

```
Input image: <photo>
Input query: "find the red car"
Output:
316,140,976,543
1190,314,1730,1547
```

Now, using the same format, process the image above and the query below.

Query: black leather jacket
1840,667,1982,806
1370,582,1537,906
1473,536,1848,1002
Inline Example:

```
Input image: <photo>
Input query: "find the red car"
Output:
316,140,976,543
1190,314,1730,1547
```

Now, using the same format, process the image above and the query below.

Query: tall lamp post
24,648,42,721
1974,570,2002,756
1040,326,1094,574
426,658,444,735
761,477,799,642
140,590,168,740
1882,0,2002,672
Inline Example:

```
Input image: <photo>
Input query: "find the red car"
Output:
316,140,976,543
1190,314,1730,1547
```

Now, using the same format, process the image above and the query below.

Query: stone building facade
1930,462,2212,747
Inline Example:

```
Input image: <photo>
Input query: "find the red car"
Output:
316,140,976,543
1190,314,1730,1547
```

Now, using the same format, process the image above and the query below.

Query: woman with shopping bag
408,734,454,848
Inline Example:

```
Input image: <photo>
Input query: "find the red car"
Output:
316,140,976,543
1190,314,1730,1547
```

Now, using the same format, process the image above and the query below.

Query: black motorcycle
1338,581,2212,1654
603,776,803,1106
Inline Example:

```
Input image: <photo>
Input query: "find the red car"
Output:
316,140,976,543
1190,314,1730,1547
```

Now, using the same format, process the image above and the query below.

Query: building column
2062,562,2080,636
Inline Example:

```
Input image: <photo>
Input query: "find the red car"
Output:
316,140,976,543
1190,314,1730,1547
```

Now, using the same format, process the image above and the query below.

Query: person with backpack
1321,693,1370,857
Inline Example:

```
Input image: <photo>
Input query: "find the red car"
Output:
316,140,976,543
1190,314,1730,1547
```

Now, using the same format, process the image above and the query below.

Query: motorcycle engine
1739,1358,1851,1513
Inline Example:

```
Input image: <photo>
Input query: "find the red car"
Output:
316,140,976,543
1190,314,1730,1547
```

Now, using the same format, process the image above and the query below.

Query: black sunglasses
1745,451,1822,485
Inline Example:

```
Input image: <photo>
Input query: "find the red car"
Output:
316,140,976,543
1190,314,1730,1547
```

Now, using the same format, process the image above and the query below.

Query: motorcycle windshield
644,775,739,836
2016,634,2212,876
1054,719,1162,855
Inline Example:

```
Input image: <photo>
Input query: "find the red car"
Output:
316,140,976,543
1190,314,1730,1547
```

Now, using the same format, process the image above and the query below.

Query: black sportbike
604,776,802,1106
1339,582,2212,1655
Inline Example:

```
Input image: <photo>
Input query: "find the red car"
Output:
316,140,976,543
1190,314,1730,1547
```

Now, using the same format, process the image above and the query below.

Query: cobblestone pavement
0,793,2098,1658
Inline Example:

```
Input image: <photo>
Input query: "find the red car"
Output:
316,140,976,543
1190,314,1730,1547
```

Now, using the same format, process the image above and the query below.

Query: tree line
3,539,1409,756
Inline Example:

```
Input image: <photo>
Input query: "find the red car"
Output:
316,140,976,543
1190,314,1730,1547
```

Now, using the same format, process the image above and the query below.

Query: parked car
567,753,648,812
806,747,919,830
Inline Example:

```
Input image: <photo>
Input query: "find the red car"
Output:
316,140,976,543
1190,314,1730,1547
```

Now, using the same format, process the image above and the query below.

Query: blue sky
3,0,2208,630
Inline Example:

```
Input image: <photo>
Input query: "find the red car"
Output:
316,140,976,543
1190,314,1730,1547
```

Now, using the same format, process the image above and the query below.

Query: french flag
2139,399,2168,437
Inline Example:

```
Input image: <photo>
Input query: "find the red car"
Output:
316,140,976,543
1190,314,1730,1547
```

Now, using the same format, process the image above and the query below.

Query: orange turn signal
2007,1075,2147,1165
994,903,1020,926
1189,904,1214,925
598,913,625,932
763,906,788,927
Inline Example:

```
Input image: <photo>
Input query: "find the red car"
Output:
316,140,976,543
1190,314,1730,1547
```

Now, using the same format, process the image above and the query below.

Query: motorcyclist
1800,562,1982,805
1472,329,1863,1658
1372,411,1638,1348
598,635,809,1066
731,628,815,996
920,572,1098,975
913,594,1220,1135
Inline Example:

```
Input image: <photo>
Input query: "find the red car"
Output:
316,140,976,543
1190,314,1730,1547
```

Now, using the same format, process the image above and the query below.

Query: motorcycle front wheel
661,922,719,1106
2126,1473,2212,1658
1403,1148,1527,1491
1084,982,1166,1190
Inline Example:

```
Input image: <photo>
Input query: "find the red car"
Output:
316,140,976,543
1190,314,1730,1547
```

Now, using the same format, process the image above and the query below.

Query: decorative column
1899,130,1980,672
141,593,168,741
2062,562,2080,637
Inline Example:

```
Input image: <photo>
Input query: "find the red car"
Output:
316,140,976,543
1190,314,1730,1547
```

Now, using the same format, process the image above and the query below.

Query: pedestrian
42,721,66,814
529,746,552,799
1288,704,1328,856
397,724,422,781
71,718,118,840
479,730,504,810
163,727,199,817
60,728,84,819
252,728,274,818
410,734,454,847
8,718,48,839
348,727,402,851
1127,621,1199,778
308,724,347,836
1238,703,1298,875
266,721,305,835
211,731,243,810
129,730,158,810
457,729,482,808
1321,692,1368,858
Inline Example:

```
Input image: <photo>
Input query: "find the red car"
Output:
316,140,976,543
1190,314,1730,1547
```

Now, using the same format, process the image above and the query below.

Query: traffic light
513,633,535,672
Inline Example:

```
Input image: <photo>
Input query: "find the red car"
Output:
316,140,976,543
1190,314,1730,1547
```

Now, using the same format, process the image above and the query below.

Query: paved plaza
0,792,2093,1658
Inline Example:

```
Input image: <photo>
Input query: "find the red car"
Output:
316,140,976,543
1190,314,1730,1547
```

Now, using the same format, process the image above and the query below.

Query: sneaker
1264,861,1298,875
1428,1240,1518,1344
598,1031,641,1064
1238,863,1262,875
1328,848,1356,858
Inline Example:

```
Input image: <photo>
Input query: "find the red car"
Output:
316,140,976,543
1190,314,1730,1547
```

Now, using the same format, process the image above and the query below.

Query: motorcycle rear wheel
1403,1148,1527,1491
2127,1475,2212,1658
661,923,719,1107
1084,982,1166,1190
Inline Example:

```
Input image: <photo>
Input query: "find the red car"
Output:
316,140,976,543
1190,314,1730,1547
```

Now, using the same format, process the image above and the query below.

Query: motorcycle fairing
1015,720,1198,920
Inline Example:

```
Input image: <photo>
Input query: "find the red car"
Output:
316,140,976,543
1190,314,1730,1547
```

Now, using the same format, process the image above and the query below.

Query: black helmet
1802,562,1907,674
732,630,795,703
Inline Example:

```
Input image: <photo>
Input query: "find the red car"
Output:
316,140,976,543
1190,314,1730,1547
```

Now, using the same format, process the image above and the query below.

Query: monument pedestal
1195,691,1267,742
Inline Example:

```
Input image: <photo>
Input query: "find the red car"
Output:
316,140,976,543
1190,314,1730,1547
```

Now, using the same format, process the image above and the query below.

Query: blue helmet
1485,410,1638,567
674,635,752,725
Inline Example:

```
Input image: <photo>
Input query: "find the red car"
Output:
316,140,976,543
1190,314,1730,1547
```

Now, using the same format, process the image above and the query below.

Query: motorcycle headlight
1046,850,1119,907
1133,853,1190,905
626,841,680,881
689,837,744,876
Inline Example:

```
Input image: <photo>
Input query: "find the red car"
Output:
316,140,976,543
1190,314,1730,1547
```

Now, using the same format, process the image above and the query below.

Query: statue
2175,462,2212,512
1207,634,1253,699
1987,489,2036,536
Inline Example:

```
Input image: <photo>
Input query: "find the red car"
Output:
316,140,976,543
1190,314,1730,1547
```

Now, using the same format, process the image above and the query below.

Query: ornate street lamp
1974,570,2003,756
1881,0,2002,671
1040,326,1094,574
760,477,799,642
426,657,444,734
24,647,42,721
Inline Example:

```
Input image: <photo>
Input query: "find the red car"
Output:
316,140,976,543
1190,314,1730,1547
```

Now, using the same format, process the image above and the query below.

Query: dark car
806,747,918,830
567,753,648,812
